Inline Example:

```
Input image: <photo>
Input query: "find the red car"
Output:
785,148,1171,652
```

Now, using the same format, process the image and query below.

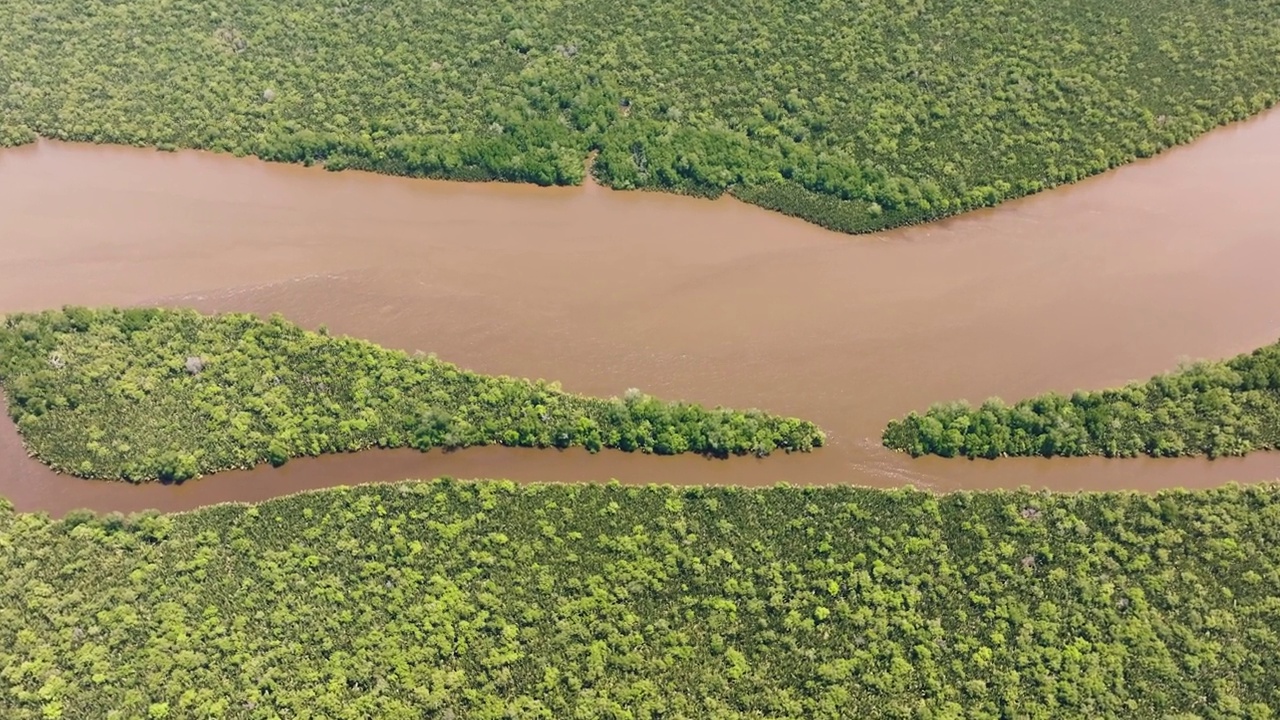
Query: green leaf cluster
0,308,823,481
883,343,1280,458
0,480,1277,718
1,0,1277,230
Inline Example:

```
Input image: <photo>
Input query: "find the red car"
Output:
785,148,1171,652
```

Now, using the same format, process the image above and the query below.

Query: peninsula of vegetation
0,308,823,481
1,480,1276,718
883,341,1280,459
1,0,1277,231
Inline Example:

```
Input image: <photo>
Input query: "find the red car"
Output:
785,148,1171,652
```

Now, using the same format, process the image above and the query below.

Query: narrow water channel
2,110,1279,515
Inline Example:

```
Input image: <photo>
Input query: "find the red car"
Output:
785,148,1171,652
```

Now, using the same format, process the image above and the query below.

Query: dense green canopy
883,341,1280,459
1,480,1278,718
0,307,822,481
1,0,1277,230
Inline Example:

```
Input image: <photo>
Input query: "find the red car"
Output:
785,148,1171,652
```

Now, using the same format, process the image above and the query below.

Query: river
2,111,1279,516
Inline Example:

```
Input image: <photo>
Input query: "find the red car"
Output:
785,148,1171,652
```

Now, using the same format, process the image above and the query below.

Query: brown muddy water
2,111,1280,516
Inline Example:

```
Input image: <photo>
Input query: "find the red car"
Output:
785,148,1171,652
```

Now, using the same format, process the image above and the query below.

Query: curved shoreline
4,95,1274,235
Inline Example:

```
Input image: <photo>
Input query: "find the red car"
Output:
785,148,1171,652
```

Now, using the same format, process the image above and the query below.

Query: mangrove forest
883,340,1280,459
1,480,1277,718
2,0,1279,715
0,307,823,481
1,0,1277,230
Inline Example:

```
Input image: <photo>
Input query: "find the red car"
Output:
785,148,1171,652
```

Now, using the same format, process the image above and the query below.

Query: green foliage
0,308,823,481
1,0,1277,230
0,123,37,148
884,343,1280,458
0,480,1278,718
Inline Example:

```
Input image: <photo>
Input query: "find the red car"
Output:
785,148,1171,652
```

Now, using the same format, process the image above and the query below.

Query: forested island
1,0,1277,231
0,307,823,481
1,480,1277,718
883,341,1280,459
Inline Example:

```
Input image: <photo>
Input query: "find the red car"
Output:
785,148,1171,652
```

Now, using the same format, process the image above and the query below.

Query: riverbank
0,308,821,481
5,98,1275,236
3,0,1278,232
2,478,1277,718
884,341,1280,459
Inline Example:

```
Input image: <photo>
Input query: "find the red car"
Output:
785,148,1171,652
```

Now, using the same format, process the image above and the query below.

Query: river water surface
2,112,1280,515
